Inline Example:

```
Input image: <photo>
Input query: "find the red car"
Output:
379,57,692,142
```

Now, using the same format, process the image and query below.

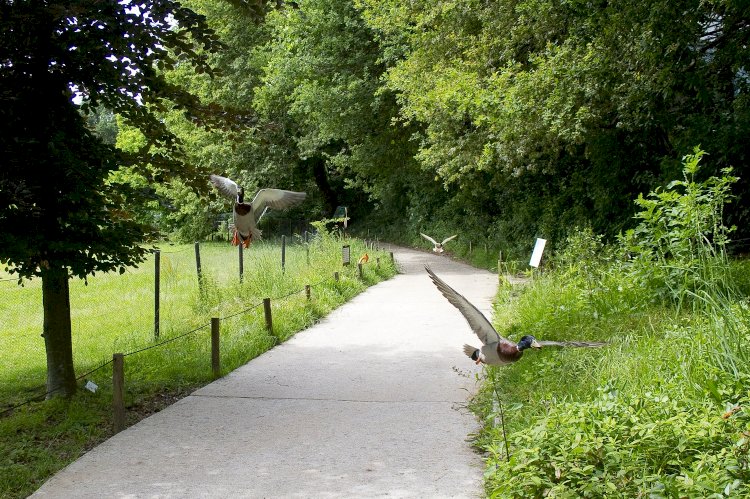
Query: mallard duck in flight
210,174,306,248
425,266,606,365
420,233,457,253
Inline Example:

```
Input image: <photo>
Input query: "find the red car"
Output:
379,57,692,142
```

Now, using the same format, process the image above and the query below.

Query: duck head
517,335,542,351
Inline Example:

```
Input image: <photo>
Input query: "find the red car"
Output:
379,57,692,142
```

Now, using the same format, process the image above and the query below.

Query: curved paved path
32,246,499,498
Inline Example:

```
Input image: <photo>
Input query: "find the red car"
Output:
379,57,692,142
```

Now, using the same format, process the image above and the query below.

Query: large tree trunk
41,265,77,398
307,156,339,216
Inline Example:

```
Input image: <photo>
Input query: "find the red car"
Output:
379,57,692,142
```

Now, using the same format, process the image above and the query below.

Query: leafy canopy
0,1,228,280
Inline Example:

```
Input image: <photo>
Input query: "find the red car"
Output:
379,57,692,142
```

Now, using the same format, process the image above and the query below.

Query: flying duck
420,233,458,253
425,266,606,365
210,174,306,248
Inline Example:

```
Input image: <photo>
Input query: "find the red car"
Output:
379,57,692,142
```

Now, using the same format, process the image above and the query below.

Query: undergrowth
476,149,750,497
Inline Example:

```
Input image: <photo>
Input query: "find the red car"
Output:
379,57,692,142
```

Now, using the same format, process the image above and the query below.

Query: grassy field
0,234,396,498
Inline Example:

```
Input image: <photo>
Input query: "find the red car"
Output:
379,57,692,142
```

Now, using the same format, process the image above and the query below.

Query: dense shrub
488,389,750,498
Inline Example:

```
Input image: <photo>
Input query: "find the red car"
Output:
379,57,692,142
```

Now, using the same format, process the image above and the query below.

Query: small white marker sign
84,380,98,393
529,238,547,268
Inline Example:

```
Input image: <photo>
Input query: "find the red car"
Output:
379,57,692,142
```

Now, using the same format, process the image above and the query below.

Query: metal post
154,250,160,340
238,244,244,283
194,242,202,286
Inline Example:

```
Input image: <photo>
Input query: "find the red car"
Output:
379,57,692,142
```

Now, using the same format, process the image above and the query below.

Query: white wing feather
251,189,306,223
420,233,439,245
440,234,458,245
209,174,239,200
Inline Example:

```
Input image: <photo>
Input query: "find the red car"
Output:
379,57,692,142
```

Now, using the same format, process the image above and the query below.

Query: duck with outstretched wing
425,266,606,365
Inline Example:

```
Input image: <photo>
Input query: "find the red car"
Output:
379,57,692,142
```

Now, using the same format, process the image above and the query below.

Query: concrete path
31,246,499,498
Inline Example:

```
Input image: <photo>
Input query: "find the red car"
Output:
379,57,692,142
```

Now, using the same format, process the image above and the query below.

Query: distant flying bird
425,266,606,365
420,233,457,253
210,174,306,248
358,253,369,265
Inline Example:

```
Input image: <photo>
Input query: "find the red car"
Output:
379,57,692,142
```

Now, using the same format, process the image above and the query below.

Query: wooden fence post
113,353,125,434
211,318,220,379
154,250,160,340
376,257,380,269
390,252,394,263
334,271,339,282
263,298,273,334
358,263,363,279
238,244,244,283
305,284,311,300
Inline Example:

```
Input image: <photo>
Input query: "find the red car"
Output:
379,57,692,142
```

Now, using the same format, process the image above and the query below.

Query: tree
254,0,426,222
357,0,750,248
0,1,231,398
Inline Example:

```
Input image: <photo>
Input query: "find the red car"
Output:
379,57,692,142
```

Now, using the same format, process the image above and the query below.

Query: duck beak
531,339,542,349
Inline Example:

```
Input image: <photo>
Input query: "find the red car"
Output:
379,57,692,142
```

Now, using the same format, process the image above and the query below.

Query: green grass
0,235,396,499
471,257,750,497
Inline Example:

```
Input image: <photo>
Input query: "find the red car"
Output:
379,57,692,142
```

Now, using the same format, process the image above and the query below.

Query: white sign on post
529,238,547,268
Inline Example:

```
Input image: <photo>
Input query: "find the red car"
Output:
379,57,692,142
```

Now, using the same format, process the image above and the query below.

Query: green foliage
488,389,750,498
0,0,235,396
620,148,738,308
476,158,750,498
254,0,425,218
356,0,750,247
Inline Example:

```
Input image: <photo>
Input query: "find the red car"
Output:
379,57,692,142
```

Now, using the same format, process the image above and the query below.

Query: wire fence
0,237,393,419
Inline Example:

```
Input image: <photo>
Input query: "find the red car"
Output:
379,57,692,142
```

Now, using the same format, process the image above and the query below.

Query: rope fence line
121,323,211,358
0,265,365,418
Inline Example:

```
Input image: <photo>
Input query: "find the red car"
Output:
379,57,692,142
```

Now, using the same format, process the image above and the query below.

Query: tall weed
619,148,737,310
